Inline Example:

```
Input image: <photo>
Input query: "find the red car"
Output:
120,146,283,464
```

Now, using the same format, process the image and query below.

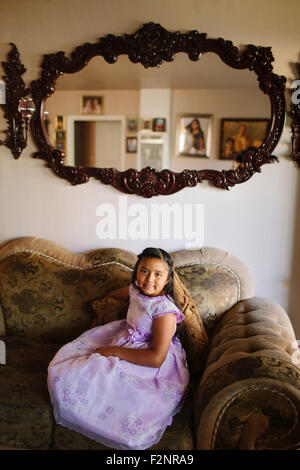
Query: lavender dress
47,285,190,450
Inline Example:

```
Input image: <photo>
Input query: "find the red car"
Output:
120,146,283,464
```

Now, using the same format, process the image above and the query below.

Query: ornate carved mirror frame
2,23,287,197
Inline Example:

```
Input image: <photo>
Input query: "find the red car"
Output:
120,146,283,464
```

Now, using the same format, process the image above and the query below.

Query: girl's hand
93,314,177,368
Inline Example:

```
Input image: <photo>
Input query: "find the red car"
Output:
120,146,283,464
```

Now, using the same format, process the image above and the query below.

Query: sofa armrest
193,297,300,450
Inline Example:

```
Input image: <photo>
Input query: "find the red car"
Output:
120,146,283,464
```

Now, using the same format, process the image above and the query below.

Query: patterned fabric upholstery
0,246,136,343
0,336,61,449
92,297,129,326
171,247,254,334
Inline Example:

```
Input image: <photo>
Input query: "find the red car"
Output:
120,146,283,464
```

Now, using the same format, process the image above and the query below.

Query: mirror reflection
44,52,270,172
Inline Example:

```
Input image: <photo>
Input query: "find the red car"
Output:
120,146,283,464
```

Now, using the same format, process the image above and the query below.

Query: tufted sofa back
0,237,254,343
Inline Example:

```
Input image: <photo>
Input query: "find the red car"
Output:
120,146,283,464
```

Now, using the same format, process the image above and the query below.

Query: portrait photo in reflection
178,114,212,158
82,96,103,115
220,118,270,160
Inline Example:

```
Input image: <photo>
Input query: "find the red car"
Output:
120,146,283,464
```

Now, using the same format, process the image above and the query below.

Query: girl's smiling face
136,257,170,297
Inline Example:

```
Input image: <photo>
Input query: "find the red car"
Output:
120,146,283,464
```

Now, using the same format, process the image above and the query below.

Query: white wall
0,0,300,335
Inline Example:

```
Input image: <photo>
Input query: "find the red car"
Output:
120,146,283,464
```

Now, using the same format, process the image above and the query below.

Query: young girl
47,247,189,450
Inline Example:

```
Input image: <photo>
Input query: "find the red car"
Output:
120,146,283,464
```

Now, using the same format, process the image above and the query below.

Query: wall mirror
28,22,286,197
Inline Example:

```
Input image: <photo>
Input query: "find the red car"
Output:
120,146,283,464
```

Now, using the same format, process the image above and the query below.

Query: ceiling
55,51,260,91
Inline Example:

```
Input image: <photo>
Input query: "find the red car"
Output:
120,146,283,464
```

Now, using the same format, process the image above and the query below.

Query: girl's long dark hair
131,247,174,298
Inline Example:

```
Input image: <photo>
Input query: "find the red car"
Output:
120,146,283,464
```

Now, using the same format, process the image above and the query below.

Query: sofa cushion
0,336,61,449
171,248,254,334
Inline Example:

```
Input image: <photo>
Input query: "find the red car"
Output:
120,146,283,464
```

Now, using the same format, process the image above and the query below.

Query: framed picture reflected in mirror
177,114,212,158
126,136,137,153
81,96,103,115
220,118,270,160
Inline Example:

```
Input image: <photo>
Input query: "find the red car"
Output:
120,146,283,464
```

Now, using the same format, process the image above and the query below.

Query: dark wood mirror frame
2,23,287,197
290,62,300,168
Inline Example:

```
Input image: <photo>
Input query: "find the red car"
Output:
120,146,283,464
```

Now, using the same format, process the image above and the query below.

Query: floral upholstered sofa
0,236,299,450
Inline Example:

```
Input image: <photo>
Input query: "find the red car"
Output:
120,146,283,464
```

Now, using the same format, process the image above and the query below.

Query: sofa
0,236,299,451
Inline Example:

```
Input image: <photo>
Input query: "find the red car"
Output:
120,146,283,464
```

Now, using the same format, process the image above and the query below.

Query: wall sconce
16,96,36,145
0,43,34,159
0,95,35,159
